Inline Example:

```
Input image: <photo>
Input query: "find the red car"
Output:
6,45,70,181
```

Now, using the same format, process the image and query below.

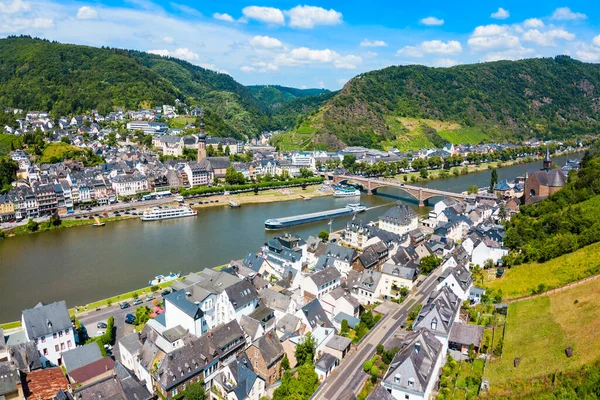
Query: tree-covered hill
247,85,330,109
0,37,275,137
297,56,600,149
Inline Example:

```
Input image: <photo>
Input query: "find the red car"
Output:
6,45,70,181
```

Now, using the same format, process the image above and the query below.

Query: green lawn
271,131,316,150
39,142,84,163
0,134,23,156
168,117,193,129
437,127,489,145
484,278,600,391
485,242,600,299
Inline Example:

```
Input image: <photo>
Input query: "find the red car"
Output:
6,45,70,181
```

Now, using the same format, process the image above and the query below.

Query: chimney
267,331,272,340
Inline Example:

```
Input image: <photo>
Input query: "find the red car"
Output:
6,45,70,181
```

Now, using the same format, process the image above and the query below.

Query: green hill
294,56,600,149
0,37,274,138
247,85,330,108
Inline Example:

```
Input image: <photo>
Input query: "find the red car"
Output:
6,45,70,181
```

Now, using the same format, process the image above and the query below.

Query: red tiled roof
24,367,69,400
69,357,115,384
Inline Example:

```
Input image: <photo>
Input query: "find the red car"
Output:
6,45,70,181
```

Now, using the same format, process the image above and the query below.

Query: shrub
363,360,373,372
376,344,384,355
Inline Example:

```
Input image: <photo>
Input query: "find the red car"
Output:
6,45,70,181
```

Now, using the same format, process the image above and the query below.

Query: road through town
314,270,442,400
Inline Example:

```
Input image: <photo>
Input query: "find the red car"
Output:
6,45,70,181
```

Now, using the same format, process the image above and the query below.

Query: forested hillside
248,85,330,108
294,56,600,149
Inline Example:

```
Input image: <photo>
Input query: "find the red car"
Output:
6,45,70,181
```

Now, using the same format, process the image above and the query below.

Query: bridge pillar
418,189,425,207
367,181,373,195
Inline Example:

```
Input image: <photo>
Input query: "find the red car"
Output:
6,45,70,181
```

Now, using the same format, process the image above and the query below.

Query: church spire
543,146,552,171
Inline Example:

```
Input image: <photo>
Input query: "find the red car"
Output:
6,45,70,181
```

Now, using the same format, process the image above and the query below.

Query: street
314,270,442,400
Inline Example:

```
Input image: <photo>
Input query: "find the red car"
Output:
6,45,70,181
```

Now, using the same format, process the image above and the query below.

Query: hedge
179,177,324,197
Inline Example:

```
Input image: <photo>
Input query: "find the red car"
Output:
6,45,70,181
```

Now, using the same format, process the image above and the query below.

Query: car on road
146,296,155,302
96,322,107,329
96,330,106,337
120,302,130,309
125,314,135,324
133,299,143,305
161,289,171,297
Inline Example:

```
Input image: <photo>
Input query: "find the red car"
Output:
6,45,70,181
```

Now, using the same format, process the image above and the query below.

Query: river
0,153,584,321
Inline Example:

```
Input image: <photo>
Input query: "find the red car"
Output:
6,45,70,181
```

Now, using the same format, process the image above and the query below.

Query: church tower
197,113,207,162
543,147,552,171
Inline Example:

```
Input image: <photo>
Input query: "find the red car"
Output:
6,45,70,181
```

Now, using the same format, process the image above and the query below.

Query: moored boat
149,272,180,286
141,206,197,221
265,203,365,230
333,187,361,197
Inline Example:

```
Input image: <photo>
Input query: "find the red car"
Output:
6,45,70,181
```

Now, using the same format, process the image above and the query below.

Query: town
0,133,580,400
0,104,584,226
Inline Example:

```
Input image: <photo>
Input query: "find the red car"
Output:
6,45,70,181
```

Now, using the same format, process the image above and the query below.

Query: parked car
133,299,143,306
125,314,135,324
146,296,155,302
96,330,106,337
120,301,130,309
96,322,107,329
161,289,171,297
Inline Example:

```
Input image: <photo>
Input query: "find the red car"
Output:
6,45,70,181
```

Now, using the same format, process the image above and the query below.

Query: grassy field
438,127,489,144
485,242,600,299
5,216,131,236
484,278,600,390
271,129,316,150
168,116,194,129
39,142,84,163
0,134,23,156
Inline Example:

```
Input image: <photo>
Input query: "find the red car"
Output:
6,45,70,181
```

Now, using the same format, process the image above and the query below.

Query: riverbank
3,215,134,237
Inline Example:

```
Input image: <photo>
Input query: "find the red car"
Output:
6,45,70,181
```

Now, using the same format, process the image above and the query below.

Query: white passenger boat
333,188,361,197
140,206,197,221
149,272,180,286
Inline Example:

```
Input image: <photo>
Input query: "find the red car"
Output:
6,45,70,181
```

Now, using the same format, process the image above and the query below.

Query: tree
340,319,349,336
420,168,428,179
467,185,479,194
376,344,384,355
490,168,498,193
318,230,329,242
281,353,290,371
49,211,62,227
420,255,441,275
134,306,150,327
498,203,508,222
225,166,246,185
295,333,317,366
0,158,18,193
342,154,356,171
180,382,206,400
26,218,39,232
299,168,314,178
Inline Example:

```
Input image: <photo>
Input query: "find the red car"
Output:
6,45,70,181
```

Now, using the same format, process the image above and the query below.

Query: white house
471,240,509,267
111,174,148,196
379,204,418,236
302,267,341,302
21,301,75,367
380,262,419,298
320,286,360,320
382,329,444,400
351,270,386,305
413,287,461,354
213,358,266,400
435,265,473,301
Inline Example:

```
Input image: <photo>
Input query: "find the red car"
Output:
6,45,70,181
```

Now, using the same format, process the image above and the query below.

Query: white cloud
161,36,174,44
472,24,509,37
421,40,462,55
522,29,575,46
397,46,423,57
398,40,462,57
286,5,342,28
334,54,362,69
170,3,202,17
481,47,535,61
551,7,586,21
491,8,510,20
0,0,30,14
523,18,544,29
242,6,284,25
240,61,278,72
289,47,339,63
360,39,387,47
593,35,600,48
420,16,444,26
468,34,520,51
76,6,97,20
249,35,282,49
575,50,600,62
213,12,234,22
434,58,458,67
148,47,199,61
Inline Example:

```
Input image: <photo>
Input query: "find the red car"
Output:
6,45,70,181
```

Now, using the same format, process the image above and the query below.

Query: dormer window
408,378,415,387
431,321,437,330
394,374,401,383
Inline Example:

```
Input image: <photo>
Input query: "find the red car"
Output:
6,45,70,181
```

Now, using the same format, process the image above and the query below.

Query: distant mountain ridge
290,56,600,149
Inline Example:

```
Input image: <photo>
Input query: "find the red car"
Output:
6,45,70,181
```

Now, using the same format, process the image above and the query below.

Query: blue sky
1,0,599,89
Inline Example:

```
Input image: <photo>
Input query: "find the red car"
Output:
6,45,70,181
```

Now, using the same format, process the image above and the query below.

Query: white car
95,330,106,337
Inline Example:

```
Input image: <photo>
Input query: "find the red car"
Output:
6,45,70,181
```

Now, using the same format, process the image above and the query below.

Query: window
408,378,415,387
55,345,59,352
43,348,48,356
41,337,46,343
171,389,178,397
67,340,72,348
64,329,69,335
59,331,63,337
53,333,57,339
61,343,66,350
405,396,409,400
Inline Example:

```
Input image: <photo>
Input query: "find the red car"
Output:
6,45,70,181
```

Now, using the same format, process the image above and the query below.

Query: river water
0,153,583,321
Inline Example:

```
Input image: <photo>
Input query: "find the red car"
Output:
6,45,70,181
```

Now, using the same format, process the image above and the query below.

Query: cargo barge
265,203,366,230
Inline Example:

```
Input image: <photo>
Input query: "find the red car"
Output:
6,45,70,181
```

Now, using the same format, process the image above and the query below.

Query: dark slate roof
211,320,245,352
449,323,484,347
22,301,71,338
155,334,220,390
300,299,334,330
164,290,203,319
325,243,356,262
259,289,292,312
232,359,260,400
0,361,19,396
162,326,188,343
366,385,395,400
308,267,341,288
9,342,42,372
62,343,103,372
225,279,259,310
251,331,284,367
243,253,265,272
239,315,261,339
204,156,231,170
383,329,443,395
315,353,338,371
73,362,152,400
358,248,379,268
381,263,418,280
530,169,566,187
379,204,417,225
325,335,352,352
